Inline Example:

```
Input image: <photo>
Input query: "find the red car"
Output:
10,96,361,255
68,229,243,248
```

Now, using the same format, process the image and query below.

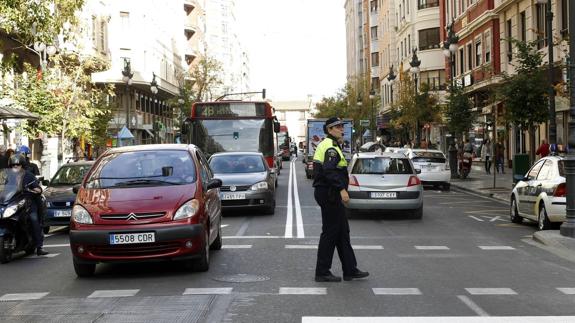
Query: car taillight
264,156,274,168
349,175,359,186
554,183,566,197
407,175,421,187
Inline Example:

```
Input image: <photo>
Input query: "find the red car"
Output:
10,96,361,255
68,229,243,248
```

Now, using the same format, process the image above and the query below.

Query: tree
498,39,549,162
445,82,475,141
188,54,224,102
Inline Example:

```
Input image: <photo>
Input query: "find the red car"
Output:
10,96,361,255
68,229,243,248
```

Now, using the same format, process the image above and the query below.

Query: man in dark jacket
312,117,368,282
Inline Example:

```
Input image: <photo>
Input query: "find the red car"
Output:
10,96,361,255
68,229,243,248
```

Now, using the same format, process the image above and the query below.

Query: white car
406,149,451,191
510,156,566,230
346,152,423,218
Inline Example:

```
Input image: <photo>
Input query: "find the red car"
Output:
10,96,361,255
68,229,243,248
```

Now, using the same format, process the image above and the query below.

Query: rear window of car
85,150,196,188
412,152,446,164
351,157,413,175
210,155,266,173
51,165,92,185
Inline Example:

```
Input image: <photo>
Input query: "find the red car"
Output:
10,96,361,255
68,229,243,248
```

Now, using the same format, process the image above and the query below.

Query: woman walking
481,139,492,174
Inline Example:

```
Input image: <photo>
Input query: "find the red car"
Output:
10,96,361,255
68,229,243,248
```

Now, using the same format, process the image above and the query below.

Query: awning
116,126,134,139
0,99,40,120
144,129,155,137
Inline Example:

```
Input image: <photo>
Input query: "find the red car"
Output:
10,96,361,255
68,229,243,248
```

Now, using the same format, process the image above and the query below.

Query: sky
236,0,347,102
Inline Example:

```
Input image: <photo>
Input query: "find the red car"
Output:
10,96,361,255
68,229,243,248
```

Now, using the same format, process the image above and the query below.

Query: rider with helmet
8,154,48,256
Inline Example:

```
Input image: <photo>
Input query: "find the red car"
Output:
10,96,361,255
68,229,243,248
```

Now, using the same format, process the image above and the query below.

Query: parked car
42,161,94,233
405,149,451,191
510,156,566,230
69,144,222,277
346,152,423,218
209,152,276,214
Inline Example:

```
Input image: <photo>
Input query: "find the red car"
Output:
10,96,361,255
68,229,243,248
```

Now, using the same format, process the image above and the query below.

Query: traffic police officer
313,117,369,282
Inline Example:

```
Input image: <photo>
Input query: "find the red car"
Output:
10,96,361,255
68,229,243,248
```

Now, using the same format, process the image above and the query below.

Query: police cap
323,117,344,134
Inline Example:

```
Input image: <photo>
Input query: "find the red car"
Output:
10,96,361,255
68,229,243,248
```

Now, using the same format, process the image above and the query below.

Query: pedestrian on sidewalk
495,139,505,174
536,139,550,158
312,117,369,282
481,139,492,174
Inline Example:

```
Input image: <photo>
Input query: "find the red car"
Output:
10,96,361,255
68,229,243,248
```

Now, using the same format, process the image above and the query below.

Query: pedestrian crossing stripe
465,288,517,295
279,287,326,295
372,288,421,295
88,290,139,298
0,292,49,301
302,317,575,322
183,288,233,295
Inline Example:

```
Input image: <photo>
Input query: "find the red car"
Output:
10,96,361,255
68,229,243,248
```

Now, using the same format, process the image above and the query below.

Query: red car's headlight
173,199,199,220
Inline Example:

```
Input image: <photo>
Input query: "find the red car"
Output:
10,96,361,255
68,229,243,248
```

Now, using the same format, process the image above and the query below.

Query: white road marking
0,292,49,301
35,253,60,258
414,246,450,250
221,224,229,228
372,288,421,295
469,216,485,222
285,157,294,238
478,246,515,250
88,289,139,298
303,317,575,323
222,245,252,249
223,236,284,239
42,244,70,248
457,295,489,316
292,160,305,238
353,245,384,250
490,216,501,222
183,288,233,295
557,288,575,294
235,218,251,236
279,287,326,295
285,245,318,249
465,288,517,295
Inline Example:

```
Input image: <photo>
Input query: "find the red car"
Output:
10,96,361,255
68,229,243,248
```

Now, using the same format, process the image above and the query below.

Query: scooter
0,169,36,263
458,152,473,179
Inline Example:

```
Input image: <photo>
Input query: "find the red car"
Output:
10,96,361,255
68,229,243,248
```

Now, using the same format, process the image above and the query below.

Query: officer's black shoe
315,273,342,282
343,269,369,281
36,248,49,256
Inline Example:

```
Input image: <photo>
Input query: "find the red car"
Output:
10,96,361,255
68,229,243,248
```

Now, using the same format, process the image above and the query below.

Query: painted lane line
235,217,252,236
353,245,384,250
221,224,229,228
557,288,575,294
303,317,575,323
372,288,421,295
457,295,490,317
465,288,517,295
88,289,139,298
489,216,501,222
0,292,49,301
222,245,252,249
36,253,60,258
183,288,233,295
292,160,305,238
478,246,515,250
414,246,450,250
42,244,70,248
285,157,294,238
468,216,485,222
223,235,284,239
279,287,326,295
285,245,318,249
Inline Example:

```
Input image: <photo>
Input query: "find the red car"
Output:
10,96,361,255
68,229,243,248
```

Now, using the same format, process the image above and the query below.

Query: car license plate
370,192,397,199
109,232,155,245
54,209,71,217
221,193,246,200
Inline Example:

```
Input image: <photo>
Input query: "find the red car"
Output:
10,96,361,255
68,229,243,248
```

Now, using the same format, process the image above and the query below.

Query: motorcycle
0,169,36,263
458,152,473,179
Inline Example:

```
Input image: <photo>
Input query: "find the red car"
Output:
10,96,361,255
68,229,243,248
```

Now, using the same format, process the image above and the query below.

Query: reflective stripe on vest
313,138,348,168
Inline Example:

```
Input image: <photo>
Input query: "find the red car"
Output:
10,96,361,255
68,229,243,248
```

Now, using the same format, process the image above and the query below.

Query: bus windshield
192,119,274,157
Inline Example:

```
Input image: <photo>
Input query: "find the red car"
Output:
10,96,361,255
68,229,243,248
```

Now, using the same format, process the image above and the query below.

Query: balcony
184,0,197,15
184,23,197,40
185,48,198,65
417,0,439,10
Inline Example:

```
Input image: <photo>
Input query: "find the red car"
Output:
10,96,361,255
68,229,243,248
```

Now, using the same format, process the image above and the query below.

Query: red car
69,144,222,277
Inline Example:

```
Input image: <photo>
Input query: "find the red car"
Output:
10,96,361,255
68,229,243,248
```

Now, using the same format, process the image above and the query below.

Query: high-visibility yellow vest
313,137,348,168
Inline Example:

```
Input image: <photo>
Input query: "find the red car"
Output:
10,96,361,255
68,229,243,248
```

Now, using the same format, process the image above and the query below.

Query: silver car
406,149,451,191
510,156,566,230
209,152,276,215
346,152,424,218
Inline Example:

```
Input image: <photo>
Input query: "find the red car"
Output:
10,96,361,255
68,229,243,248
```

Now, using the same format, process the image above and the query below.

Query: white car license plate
370,192,397,199
109,232,155,245
54,209,71,217
222,193,246,200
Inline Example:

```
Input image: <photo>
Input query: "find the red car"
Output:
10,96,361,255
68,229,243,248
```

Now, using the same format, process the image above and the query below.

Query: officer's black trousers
314,186,357,276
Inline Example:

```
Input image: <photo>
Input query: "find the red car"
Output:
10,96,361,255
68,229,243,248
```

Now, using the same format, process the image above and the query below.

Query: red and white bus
277,125,291,160
183,100,280,169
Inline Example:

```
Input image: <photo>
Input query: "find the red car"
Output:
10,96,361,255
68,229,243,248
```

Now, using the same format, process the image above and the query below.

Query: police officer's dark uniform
313,117,368,282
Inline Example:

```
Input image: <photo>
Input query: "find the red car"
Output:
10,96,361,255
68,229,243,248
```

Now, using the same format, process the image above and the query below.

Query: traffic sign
360,119,370,127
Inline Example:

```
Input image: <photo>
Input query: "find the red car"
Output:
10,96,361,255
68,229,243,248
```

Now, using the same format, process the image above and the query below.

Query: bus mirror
273,121,280,133
233,131,239,140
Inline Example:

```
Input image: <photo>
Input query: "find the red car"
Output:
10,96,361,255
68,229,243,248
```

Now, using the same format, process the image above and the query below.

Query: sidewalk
448,161,575,263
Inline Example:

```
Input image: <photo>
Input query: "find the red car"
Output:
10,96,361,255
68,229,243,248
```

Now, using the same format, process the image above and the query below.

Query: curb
450,182,509,203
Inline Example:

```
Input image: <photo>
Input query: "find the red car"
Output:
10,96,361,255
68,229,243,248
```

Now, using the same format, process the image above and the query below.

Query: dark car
69,144,222,277
208,152,276,214
41,161,94,233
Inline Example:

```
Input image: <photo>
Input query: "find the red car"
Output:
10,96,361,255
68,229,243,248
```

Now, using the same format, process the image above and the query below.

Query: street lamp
535,0,557,146
443,21,459,87
150,73,159,144
121,58,134,135
410,48,421,147
30,24,57,73
387,65,396,104
369,89,376,142
560,1,575,237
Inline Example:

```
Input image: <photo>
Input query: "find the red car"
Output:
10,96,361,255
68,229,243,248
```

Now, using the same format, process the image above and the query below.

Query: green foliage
445,82,475,139
313,89,349,119
189,54,224,102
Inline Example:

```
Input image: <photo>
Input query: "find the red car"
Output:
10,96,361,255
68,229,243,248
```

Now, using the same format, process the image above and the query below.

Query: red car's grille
89,242,181,257
100,212,166,220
